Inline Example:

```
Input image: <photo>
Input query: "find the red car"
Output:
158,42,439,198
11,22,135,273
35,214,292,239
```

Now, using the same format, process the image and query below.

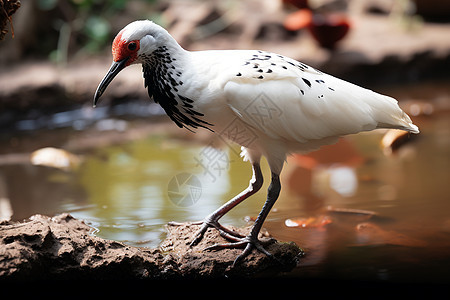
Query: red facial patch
112,31,140,66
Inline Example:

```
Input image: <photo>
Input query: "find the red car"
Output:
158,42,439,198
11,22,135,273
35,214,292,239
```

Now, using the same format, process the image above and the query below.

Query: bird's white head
112,20,169,66
94,20,172,106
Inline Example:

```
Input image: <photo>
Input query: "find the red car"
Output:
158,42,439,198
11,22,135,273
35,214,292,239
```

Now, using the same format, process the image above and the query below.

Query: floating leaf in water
381,129,415,156
285,215,332,228
354,222,427,247
30,147,82,171
326,206,377,223
327,206,377,217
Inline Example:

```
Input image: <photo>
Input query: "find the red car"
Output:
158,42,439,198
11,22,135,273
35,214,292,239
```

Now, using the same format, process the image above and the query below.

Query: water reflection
270,111,450,282
72,136,247,246
0,163,87,221
282,137,365,215
328,166,358,197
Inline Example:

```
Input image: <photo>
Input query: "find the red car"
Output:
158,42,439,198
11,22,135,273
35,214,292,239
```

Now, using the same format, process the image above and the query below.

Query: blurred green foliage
35,0,158,63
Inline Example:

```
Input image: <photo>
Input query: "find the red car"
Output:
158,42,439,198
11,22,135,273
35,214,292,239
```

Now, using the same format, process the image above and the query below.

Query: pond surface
1,80,449,283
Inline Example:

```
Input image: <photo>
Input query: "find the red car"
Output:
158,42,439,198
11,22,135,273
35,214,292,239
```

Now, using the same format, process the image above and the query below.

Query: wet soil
0,214,302,279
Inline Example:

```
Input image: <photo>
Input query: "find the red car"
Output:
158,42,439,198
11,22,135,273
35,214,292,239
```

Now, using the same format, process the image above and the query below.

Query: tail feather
377,122,419,134
368,93,420,134
376,111,419,134
324,75,420,136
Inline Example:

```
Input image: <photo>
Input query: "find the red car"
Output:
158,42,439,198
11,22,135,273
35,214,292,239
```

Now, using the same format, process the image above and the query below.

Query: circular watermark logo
167,173,202,207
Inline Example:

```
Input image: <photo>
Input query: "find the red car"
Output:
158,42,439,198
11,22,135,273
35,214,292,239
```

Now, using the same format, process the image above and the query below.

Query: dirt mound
0,213,303,279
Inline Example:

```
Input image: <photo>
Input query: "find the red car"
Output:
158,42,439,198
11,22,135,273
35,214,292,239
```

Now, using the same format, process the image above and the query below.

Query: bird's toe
189,218,245,247
204,234,277,267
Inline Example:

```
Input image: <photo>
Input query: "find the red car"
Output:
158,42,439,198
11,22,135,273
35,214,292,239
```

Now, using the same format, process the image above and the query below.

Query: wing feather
224,67,418,145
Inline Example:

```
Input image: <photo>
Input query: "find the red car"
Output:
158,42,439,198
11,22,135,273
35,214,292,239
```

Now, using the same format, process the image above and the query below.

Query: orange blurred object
284,9,313,31
292,138,365,169
283,8,351,49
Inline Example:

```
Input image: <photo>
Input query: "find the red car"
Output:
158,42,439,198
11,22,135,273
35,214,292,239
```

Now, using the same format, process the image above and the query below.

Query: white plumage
94,20,419,265
181,48,418,172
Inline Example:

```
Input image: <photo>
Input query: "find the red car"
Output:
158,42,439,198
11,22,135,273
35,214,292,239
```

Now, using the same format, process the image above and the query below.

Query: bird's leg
205,172,281,267
189,163,263,246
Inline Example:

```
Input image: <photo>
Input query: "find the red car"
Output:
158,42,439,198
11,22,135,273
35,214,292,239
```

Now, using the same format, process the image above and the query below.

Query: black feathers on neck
143,46,213,132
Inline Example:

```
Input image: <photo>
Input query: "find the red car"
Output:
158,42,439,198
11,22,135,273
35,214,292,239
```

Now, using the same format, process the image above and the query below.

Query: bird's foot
191,218,245,246
204,234,278,268
168,218,245,246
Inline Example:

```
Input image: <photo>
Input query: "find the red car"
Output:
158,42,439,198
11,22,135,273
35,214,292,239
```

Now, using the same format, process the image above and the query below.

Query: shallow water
1,80,450,283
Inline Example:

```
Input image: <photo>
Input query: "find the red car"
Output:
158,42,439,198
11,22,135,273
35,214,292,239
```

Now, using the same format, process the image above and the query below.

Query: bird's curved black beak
93,57,129,107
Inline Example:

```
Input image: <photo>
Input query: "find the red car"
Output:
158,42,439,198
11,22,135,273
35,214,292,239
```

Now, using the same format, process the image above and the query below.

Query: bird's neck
143,34,187,68
151,48,182,69
142,42,212,131
142,41,187,101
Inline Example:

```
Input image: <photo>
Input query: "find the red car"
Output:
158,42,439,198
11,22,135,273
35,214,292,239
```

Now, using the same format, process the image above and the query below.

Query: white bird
94,20,419,266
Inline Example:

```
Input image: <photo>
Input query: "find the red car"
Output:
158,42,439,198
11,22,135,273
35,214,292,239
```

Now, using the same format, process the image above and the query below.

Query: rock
0,214,303,279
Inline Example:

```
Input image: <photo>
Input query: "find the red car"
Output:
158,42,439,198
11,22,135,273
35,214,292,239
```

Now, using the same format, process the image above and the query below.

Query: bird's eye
128,42,137,51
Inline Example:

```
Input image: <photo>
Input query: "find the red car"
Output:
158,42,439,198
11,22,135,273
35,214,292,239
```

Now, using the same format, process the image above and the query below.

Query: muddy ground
0,214,302,279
